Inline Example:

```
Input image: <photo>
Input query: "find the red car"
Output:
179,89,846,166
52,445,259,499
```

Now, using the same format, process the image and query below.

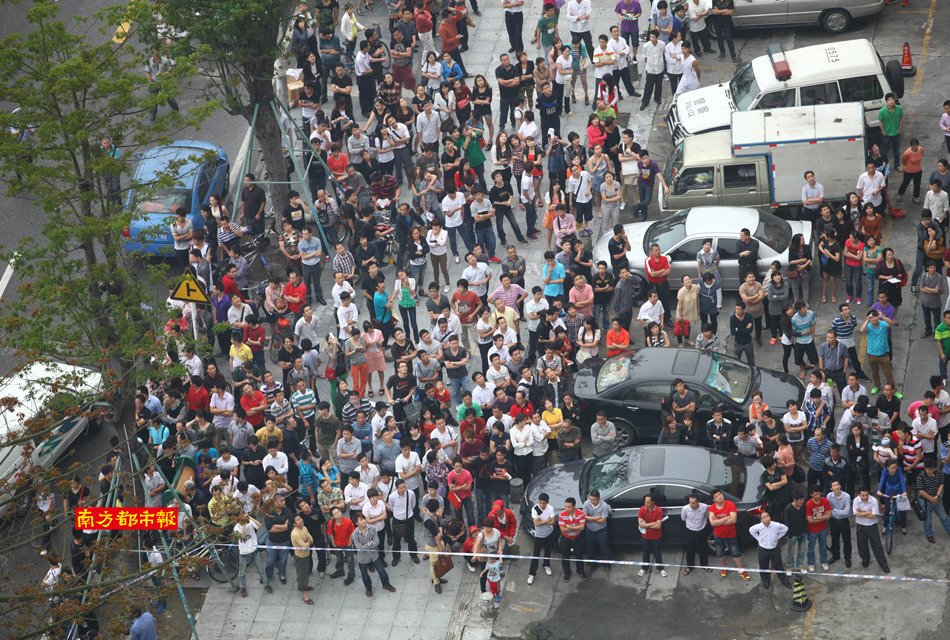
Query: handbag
897,259,908,287
434,553,455,578
673,319,691,338
392,519,408,538
895,494,912,512
325,365,337,380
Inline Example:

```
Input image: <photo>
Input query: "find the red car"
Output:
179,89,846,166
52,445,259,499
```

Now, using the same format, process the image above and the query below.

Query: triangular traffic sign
170,273,210,304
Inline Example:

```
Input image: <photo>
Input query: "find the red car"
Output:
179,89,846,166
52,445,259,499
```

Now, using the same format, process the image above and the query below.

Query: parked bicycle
341,23,390,72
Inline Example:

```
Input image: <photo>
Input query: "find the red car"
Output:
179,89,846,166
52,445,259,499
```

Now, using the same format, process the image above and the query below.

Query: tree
160,0,295,208
0,1,212,633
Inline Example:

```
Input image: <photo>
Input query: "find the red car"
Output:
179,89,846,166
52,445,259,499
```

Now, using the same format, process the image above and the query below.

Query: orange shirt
605,328,630,357
902,146,924,173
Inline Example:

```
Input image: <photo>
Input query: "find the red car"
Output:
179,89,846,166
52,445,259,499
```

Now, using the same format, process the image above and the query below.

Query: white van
0,362,107,516
666,39,903,144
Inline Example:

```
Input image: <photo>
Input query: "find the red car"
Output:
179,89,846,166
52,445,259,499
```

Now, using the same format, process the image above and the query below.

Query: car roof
680,129,733,164
682,207,760,238
133,139,225,186
627,347,711,388
630,446,712,484
0,362,103,439
752,39,882,93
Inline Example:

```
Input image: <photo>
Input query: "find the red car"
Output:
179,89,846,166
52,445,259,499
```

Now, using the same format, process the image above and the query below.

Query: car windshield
136,187,190,214
664,144,683,185
704,353,753,403
729,63,759,111
755,211,792,253
585,448,632,497
596,354,637,393
709,452,748,499
643,211,688,253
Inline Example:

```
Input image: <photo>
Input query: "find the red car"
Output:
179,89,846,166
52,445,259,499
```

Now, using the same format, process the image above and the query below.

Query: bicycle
168,534,240,583
880,494,899,555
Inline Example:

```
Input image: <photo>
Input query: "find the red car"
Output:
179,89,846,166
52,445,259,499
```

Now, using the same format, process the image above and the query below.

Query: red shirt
637,504,663,540
447,469,473,500
243,324,266,353
508,401,535,421
327,517,356,547
489,508,517,539
605,327,631,357
460,417,487,441
452,290,481,325
645,255,670,285
708,500,738,539
241,390,267,427
186,385,210,413
558,508,586,540
844,238,865,267
806,497,831,534
327,153,349,177
283,281,307,314
221,274,244,300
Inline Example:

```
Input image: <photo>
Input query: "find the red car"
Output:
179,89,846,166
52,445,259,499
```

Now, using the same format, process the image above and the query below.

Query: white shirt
344,481,370,510
489,413,516,434
337,303,359,340
592,45,614,79
234,485,261,513
472,382,496,406
566,171,593,204
856,170,886,207
362,499,387,531
934,389,950,429
530,421,550,455
924,189,950,222
637,299,664,324
441,193,466,228
386,122,410,150
664,40,684,75
525,297,549,331
608,36,630,71
209,391,234,430
749,521,789,549
912,416,938,453
332,280,356,307
263,451,289,475
181,353,203,378
677,54,700,94
555,54,573,85
531,502,556,538
432,425,458,458
517,119,539,141
852,495,880,526
354,50,372,76
510,425,535,455
462,262,492,296
144,471,165,507
503,0,524,13
687,0,709,32
395,452,423,490
680,502,709,531
566,0,592,32
234,520,260,555
426,228,448,256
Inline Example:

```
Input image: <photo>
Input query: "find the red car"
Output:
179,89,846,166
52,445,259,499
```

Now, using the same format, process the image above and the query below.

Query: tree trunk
255,102,290,208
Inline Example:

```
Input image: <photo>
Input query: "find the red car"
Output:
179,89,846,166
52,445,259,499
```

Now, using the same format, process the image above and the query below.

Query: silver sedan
592,207,812,299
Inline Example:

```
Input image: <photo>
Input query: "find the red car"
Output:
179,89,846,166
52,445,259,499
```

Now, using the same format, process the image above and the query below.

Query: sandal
379,387,385,396
356,8,364,15
822,296,827,303
682,567,691,576
831,296,837,303
368,390,374,398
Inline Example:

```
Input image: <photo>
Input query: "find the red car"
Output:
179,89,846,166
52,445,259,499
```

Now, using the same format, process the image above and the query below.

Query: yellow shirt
541,408,563,439
255,425,283,447
291,526,313,558
229,343,253,369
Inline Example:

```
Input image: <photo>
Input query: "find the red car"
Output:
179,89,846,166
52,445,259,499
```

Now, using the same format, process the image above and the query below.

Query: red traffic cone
901,42,917,77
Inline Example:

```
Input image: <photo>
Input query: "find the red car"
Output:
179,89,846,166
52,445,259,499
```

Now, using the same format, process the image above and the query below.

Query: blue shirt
298,235,323,266
130,613,158,640
806,436,832,471
374,290,392,322
318,35,342,65
866,321,890,356
542,262,566,297
791,310,816,344
878,467,906,496
941,441,950,475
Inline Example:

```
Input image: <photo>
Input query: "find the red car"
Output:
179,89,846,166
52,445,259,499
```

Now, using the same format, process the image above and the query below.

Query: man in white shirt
856,162,887,212
687,0,714,58
502,0,525,53
331,271,356,308
566,0,593,62
852,487,889,572
472,372,496,407
748,511,792,589
415,102,441,152
354,40,375,117
462,252,492,301
431,421,459,459
640,31,664,110
924,178,950,226
591,34,615,87
343,472,370,519
336,291,359,339
263,441,289,475
637,290,664,338
527,492,556,583
608,25,639,99
912,406,939,458
680,494,710,571
234,515,270,595
394,441,423,494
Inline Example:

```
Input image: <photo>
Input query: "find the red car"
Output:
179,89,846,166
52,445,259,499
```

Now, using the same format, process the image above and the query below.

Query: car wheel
820,9,851,35
614,419,638,448
884,59,905,99
706,531,718,554
629,274,647,301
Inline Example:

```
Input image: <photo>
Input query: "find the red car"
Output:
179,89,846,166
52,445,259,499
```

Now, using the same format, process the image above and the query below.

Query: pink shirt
569,284,594,311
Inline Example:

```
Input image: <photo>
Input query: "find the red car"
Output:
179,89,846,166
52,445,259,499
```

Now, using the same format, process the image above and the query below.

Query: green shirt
458,131,485,168
936,321,950,356
594,106,617,121
878,104,903,136
536,15,559,49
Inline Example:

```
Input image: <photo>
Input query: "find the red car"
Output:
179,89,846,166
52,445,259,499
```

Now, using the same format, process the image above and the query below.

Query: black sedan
573,348,805,446
522,445,765,550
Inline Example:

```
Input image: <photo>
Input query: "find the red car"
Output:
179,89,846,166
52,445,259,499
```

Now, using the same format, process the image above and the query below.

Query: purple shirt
638,159,661,186
869,301,895,320
615,0,642,33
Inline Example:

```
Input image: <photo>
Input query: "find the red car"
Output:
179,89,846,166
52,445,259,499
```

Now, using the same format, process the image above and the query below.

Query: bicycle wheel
269,333,283,364
885,525,893,555
379,41,391,70
207,547,239,583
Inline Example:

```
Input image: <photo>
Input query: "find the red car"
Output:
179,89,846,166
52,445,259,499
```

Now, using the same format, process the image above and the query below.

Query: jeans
785,533,806,570
865,271,877,301
455,495,476,526
302,262,325,303
475,486,492,524
358,557,392,590
529,533,555,575
332,547,355,577
238,550,268,589
790,273,810,305
495,206,526,242
593,303,611,334
399,305,420,341
475,226,497,258
265,546,289,580
881,133,901,169
447,375,472,405
734,340,755,366
586,528,611,565
923,499,950,537
446,225,464,258
828,518,852,560
844,263,863,299
559,534,587,575
640,538,663,570
806,529,828,566
524,199,538,235
684,527,709,567
636,183,654,222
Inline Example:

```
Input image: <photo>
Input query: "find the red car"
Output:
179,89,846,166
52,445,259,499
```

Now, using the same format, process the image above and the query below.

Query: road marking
911,0,938,98
0,263,14,299
802,580,820,639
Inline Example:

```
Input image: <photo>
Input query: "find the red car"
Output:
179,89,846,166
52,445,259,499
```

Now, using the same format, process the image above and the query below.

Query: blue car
123,140,229,256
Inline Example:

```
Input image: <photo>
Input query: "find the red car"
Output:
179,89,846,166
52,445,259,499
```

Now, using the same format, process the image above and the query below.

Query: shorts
713,536,741,558
575,200,593,223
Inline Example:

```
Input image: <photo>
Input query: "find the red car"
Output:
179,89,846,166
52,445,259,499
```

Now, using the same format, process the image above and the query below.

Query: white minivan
666,38,904,144
0,362,107,516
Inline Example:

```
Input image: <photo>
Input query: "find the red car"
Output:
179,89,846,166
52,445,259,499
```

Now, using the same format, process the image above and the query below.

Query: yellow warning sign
170,273,210,304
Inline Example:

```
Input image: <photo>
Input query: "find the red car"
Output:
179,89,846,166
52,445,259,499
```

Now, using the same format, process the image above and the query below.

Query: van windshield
729,63,759,111
665,144,683,185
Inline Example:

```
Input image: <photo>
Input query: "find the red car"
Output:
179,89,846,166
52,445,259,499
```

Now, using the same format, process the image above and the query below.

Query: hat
492,499,505,512
547,128,556,137
468,525,479,534
880,437,891,447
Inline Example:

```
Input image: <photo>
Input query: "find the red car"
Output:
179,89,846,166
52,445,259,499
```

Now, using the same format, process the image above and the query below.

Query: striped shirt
831,313,857,341
916,470,943,498
558,508,586,540
490,284,526,308
291,388,317,419
901,436,924,470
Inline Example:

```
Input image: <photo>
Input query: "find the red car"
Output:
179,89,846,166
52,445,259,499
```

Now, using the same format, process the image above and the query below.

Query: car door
712,237,742,289
798,81,842,106
732,0,788,28
211,158,230,201
719,162,764,208
606,484,661,544
628,382,672,440
666,238,707,285
694,384,745,426
668,165,716,209
657,484,712,545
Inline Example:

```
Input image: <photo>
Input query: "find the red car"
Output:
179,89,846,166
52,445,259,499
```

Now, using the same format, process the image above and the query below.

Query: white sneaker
527,574,535,585
659,569,668,578
467,563,476,573
544,566,552,576
453,256,460,264
820,563,829,571
637,569,646,577
442,285,450,293
807,565,815,573
620,202,626,211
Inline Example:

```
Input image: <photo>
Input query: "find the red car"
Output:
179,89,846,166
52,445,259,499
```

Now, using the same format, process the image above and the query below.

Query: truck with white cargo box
659,103,866,216
666,38,903,145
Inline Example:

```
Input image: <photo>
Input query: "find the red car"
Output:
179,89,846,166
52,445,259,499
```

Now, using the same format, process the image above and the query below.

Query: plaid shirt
379,81,400,109
804,397,831,435
333,250,356,275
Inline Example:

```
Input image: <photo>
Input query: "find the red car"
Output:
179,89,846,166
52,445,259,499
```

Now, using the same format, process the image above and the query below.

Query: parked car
0,362,109,517
572,348,805,446
731,0,884,34
521,445,765,550
592,207,811,299
123,139,230,256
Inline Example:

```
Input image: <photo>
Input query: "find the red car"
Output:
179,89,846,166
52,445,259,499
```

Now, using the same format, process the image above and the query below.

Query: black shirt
283,203,306,230
278,346,303,377
241,185,267,221
593,271,615,304
712,0,735,25
390,339,416,362
243,445,267,488
361,271,385,304
607,236,629,271
875,394,902,423
265,507,293,544
387,373,417,402
489,184,513,212
471,456,493,488
282,426,302,460
354,244,378,274
441,150,461,187
443,347,469,379
495,64,520,99
730,313,754,345
737,237,760,268
489,458,515,494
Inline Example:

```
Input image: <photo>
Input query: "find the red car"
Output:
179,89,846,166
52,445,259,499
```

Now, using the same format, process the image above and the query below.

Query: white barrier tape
207,542,950,585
